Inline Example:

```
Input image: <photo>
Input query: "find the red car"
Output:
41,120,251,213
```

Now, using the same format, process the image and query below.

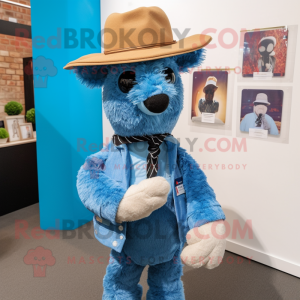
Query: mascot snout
140,93,170,115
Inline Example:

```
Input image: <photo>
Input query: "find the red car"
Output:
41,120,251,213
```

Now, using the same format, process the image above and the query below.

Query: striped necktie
112,133,171,178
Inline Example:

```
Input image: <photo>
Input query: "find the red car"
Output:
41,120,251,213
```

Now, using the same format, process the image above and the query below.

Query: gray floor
0,204,299,300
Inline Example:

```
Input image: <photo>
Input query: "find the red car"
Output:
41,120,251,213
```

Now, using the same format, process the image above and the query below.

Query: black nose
143,94,169,114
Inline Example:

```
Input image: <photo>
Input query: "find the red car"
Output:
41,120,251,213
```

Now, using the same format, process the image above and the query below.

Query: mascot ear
75,65,108,88
174,48,206,73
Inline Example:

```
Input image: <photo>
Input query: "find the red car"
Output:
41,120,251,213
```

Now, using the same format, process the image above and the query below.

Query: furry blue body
76,49,225,299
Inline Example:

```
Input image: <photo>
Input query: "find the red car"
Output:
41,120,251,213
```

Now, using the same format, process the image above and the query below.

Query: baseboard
226,240,300,278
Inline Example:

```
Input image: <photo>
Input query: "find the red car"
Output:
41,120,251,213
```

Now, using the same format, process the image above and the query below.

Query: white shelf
0,138,36,149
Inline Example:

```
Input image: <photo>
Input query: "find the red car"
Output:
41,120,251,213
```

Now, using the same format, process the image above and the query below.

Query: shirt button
118,226,123,231
94,230,97,235
112,241,118,247
120,235,124,240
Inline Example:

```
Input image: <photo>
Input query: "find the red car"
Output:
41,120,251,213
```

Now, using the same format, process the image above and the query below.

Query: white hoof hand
181,221,226,269
115,176,170,223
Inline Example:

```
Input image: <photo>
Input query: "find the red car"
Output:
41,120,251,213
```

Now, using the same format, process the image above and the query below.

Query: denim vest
92,136,189,253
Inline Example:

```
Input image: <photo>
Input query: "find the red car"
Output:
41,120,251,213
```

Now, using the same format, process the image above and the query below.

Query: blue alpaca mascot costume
65,6,226,300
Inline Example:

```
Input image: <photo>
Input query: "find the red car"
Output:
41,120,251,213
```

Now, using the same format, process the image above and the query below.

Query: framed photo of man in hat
191,71,228,124
240,89,283,136
242,27,288,77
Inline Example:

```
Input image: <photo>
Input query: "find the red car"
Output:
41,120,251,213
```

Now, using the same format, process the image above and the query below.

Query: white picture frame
4,115,25,142
19,123,34,140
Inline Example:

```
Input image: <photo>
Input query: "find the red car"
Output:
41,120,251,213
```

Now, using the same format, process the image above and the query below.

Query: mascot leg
146,248,185,300
103,249,145,300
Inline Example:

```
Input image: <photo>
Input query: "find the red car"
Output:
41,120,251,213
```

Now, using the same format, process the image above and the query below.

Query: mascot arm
77,148,126,225
77,147,170,225
115,177,169,223
177,147,225,226
177,147,226,269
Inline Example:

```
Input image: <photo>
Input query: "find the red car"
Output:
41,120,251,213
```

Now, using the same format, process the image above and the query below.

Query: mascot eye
267,43,274,52
163,68,176,83
118,71,136,93
259,46,265,52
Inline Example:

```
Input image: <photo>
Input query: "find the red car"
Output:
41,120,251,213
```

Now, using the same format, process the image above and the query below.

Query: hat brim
64,34,212,70
259,36,276,47
253,101,270,106
203,84,218,91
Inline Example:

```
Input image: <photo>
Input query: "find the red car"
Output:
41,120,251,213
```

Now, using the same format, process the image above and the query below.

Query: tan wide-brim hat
64,6,212,70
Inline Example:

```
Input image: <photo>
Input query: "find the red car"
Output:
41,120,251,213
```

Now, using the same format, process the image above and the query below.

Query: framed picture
4,115,25,142
242,27,288,78
19,123,34,140
191,71,228,125
240,89,283,136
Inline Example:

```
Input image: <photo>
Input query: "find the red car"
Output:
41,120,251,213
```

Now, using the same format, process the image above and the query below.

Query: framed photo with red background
242,27,288,77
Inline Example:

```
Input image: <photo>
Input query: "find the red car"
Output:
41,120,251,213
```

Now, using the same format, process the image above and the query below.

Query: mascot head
64,6,211,137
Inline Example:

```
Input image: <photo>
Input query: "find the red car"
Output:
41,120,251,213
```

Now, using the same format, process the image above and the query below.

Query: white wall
101,0,300,277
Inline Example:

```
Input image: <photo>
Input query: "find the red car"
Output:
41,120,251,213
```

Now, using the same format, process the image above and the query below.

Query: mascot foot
147,288,185,300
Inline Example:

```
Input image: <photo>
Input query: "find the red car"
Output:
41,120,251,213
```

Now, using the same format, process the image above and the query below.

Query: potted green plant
5,101,23,115
0,128,9,144
26,108,36,132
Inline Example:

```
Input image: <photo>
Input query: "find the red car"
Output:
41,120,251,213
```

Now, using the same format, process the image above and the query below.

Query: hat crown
206,76,217,83
103,6,175,54
254,93,270,105
256,93,268,101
